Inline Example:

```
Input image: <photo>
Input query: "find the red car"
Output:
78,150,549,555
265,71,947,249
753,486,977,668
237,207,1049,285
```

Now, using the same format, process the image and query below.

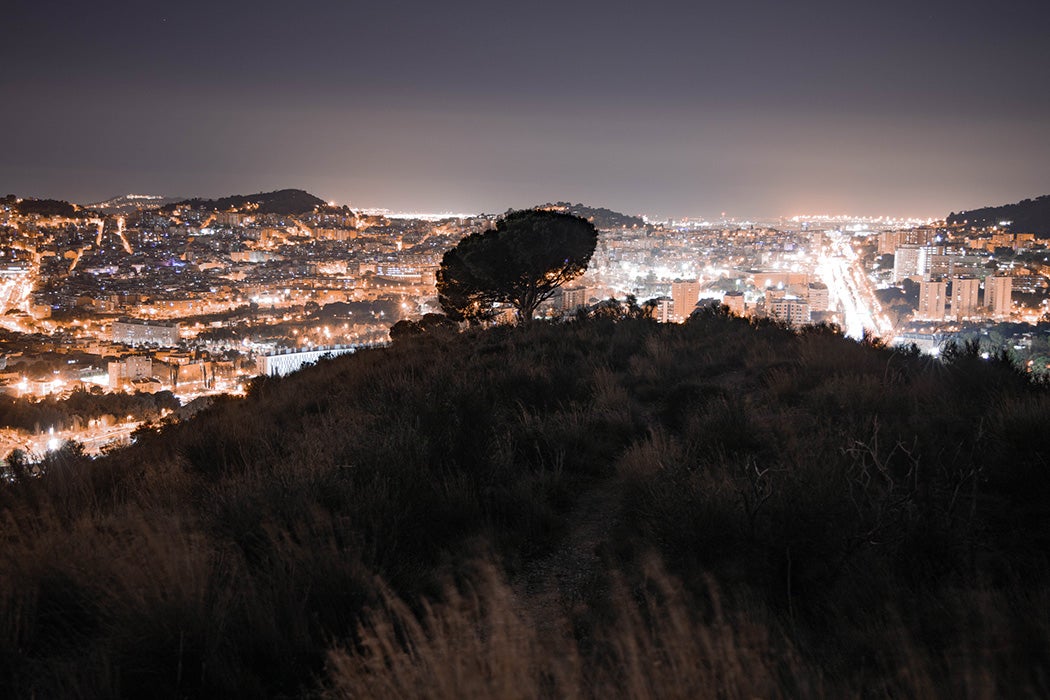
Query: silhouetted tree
437,209,598,324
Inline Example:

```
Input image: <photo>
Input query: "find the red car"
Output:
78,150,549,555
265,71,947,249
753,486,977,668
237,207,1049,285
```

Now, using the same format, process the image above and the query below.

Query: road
26,422,142,457
0,268,35,318
818,233,893,340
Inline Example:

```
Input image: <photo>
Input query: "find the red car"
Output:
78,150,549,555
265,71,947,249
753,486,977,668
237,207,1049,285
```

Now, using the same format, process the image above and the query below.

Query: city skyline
3,0,1049,218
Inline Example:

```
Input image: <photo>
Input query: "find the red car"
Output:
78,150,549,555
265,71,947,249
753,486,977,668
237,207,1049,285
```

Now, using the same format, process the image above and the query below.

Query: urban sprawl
1,194,1047,456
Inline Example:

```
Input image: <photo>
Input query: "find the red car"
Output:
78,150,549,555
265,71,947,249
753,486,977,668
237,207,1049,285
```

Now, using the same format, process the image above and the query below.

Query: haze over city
4,0,1049,218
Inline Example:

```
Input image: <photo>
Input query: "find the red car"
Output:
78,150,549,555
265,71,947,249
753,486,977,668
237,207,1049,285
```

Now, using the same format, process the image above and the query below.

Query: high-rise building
722,290,745,316
917,279,947,320
950,276,980,319
671,279,700,322
894,245,922,282
769,298,810,326
919,246,944,279
984,275,1013,317
877,231,901,255
561,286,589,311
807,282,829,312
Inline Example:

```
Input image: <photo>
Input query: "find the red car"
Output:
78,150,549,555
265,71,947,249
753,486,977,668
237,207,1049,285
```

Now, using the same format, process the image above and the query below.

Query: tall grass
326,560,1049,699
1,314,1048,696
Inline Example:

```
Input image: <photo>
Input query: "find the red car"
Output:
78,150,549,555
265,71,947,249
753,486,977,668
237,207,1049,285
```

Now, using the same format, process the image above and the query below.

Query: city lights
1,189,1049,455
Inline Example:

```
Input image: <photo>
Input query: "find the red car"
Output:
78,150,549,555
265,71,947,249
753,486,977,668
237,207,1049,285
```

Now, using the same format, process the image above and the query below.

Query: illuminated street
0,271,32,315
818,232,894,340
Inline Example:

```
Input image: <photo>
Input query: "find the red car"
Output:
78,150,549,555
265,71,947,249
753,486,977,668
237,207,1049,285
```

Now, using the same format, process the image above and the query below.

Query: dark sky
3,0,1048,218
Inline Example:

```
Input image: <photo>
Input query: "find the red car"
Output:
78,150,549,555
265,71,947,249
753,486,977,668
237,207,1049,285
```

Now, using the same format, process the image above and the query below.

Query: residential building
951,276,979,319
917,279,947,320
985,275,1013,318
671,279,700,322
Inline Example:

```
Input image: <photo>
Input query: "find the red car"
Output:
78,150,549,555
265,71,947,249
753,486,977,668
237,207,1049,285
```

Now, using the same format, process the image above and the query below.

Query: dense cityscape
1,189,1048,459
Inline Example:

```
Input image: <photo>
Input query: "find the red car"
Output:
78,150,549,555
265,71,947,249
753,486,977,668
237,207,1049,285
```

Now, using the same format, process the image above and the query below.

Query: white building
256,345,359,377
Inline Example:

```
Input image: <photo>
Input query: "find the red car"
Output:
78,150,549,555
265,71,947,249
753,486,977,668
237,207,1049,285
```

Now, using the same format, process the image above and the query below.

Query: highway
817,233,893,340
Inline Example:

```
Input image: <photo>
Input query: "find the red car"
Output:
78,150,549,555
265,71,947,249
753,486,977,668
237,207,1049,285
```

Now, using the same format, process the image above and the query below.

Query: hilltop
536,201,646,229
1,313,1049,697
161,188,328,216
947,194,1050,236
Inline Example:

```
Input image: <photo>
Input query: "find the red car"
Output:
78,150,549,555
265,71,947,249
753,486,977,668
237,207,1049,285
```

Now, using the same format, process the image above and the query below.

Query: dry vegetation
1,310,1048,697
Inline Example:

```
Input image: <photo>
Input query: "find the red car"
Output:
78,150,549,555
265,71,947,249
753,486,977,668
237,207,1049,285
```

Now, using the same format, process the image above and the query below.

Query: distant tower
917,279,947,321
951,276,979,319
984,275,1012,318
671,279,700,322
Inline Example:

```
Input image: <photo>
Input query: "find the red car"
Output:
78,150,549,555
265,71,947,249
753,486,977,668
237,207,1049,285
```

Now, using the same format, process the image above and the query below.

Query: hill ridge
947,193,1050,235
162,187,328,215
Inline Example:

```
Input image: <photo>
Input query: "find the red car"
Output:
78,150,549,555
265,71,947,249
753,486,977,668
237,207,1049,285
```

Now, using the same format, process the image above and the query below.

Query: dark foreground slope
2,314,1050,697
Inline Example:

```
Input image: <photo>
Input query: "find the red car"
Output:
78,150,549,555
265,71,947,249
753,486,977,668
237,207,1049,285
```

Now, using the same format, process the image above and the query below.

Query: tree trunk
518,301,538,325
517,287,538,325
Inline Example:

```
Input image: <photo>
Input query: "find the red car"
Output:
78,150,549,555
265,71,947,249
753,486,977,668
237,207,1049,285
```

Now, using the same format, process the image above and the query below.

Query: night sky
3,0,1048,218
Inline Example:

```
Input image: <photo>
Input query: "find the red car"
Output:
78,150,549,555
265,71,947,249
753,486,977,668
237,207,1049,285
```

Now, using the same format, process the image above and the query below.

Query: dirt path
513,476,624,633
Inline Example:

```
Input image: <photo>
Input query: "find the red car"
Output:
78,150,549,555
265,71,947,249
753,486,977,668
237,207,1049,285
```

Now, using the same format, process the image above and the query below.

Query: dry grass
1,313,1048,697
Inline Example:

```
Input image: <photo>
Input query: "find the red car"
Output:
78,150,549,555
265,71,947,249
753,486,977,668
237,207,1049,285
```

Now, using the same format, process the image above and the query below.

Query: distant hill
536,201,646,229
85,194,182,214
162,188,327,216
947,194,1050,236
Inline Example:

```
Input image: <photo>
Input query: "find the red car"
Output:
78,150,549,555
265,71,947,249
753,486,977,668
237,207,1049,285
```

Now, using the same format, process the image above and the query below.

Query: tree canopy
436,209,598,324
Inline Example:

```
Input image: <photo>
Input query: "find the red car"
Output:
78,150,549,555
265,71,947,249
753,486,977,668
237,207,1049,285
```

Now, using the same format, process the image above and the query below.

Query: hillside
2,313,1049,697
1,196,82,218
947,194,1050,236
162,188,327,216
85,194,182,214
